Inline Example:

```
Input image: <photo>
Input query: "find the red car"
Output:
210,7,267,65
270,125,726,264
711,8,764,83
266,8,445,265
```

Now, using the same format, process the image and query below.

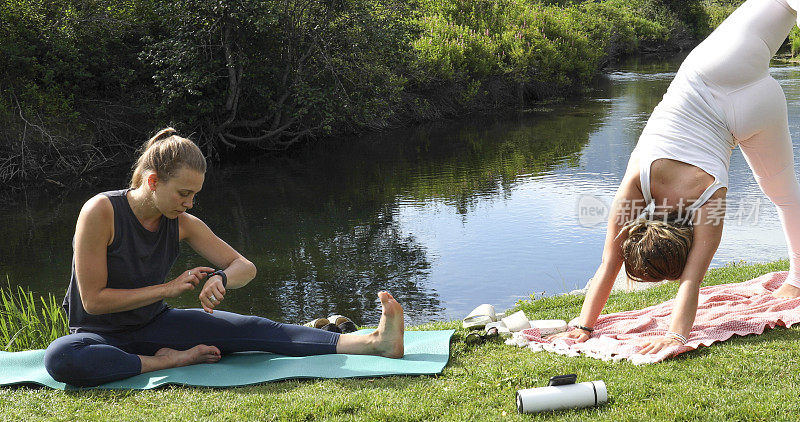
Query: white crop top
634,69,730,217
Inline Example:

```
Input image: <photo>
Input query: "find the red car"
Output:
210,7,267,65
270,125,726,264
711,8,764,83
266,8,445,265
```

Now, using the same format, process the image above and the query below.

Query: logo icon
577,194,609,228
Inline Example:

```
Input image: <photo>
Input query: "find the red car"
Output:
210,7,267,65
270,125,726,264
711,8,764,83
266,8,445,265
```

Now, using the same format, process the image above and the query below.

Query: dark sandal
338,321,358,334
320,323,342,333
328,315,359,334
465,327,499,345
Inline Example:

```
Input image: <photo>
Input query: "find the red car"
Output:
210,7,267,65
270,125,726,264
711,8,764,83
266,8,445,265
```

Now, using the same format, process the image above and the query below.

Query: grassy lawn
1,260,799,421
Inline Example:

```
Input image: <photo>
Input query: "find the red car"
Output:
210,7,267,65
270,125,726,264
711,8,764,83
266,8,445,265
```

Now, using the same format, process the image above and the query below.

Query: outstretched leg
335,291,405,358
129,291,405,358
736,77,800,298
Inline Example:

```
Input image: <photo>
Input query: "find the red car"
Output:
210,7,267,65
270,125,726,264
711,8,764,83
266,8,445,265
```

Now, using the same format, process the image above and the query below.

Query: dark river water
4,55,800,326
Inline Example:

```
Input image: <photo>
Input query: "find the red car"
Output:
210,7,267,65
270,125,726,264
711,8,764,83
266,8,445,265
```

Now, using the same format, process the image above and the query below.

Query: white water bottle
516,380,607,414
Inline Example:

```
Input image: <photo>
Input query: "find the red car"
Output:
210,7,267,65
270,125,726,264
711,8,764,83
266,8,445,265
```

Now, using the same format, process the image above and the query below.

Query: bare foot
773,283,800,298
372,291,405,358
155,345,222,367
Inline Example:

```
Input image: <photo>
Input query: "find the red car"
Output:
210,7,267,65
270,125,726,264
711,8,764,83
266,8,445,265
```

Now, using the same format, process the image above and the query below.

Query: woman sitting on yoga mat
553,0,800,354
44,128,405,387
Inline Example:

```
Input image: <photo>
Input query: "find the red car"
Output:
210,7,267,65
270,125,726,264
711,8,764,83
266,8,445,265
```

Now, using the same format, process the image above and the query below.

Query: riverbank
1,259,796,420
1,0,740,187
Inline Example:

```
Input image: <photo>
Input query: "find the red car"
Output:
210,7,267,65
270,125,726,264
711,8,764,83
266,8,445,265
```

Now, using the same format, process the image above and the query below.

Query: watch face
213,270,227,286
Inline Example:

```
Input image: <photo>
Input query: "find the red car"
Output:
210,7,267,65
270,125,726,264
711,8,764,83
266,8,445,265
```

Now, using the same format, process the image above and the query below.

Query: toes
378,291,401,306
197,345,220,355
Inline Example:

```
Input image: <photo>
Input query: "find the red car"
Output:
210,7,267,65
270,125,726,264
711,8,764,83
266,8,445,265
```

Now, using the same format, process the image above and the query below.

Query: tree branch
217,133,236,148
222,117,300,143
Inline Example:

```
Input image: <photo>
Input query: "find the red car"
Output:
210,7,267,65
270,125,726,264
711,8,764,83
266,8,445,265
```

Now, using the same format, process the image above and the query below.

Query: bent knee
44,339,79,384
44,337,101,387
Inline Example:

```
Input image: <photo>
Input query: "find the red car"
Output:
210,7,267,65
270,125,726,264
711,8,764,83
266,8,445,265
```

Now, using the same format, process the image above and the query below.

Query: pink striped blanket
509,272,800,365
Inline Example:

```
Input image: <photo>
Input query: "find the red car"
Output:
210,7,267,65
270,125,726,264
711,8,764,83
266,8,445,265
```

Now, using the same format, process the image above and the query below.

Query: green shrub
702,0,744,31
790,27,800,57
411,0,671,108
0,0,156,184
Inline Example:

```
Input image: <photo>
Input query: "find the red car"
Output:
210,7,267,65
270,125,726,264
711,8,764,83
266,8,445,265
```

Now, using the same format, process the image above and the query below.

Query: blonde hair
619,215,693,283
129,128,206,189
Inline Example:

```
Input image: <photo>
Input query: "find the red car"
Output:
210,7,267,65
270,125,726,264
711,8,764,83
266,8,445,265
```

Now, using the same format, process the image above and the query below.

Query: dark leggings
44,308,340,387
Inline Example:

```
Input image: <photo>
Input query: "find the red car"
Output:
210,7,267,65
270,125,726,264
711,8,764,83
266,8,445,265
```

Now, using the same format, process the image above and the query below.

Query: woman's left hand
199,273,226,313
637,336,684,355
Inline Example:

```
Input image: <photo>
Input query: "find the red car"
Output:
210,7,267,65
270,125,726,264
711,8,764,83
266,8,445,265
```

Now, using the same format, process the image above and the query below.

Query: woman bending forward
556,0,800,353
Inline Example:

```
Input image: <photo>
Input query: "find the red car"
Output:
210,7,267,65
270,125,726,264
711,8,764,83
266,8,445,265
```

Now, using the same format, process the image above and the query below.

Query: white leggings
686,0,800,287
733,75,800,288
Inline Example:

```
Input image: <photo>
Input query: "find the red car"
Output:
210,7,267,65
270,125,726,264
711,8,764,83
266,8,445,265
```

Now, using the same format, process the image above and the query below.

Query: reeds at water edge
0,277,68,352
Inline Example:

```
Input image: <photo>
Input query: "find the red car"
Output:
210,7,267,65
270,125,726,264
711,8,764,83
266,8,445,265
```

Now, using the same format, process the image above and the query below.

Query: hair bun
150,127,177,143
615,218,648,242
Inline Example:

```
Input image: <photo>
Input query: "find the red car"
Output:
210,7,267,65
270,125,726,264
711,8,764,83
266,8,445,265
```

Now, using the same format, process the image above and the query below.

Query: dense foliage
0,0,753,184
0,0,155,182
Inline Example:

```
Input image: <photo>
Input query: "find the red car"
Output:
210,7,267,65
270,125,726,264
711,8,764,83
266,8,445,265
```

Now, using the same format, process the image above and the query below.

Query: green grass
1,260,799,421
0,277,68,352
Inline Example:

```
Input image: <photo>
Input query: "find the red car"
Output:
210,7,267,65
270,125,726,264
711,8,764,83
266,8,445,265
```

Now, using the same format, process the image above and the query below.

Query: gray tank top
63,189,179,333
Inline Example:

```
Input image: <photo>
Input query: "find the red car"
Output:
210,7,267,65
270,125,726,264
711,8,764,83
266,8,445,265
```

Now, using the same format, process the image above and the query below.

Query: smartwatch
210,269,227,288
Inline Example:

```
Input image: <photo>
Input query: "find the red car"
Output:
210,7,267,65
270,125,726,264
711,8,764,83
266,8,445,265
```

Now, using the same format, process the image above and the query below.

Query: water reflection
175,175,441,325
174,102,609,323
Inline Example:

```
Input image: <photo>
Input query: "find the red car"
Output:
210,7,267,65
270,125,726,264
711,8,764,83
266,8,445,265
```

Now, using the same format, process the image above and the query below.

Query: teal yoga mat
0,329,454,390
